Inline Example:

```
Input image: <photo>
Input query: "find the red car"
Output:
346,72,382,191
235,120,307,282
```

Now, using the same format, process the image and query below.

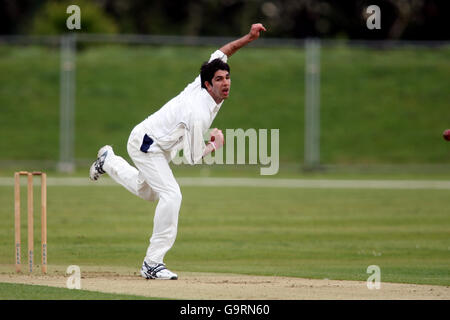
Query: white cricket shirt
139,49,228,165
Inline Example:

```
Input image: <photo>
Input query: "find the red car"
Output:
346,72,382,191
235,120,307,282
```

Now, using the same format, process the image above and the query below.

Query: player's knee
164,187,182,205
171,188,182,205
136,180,158,202
138,189,159,202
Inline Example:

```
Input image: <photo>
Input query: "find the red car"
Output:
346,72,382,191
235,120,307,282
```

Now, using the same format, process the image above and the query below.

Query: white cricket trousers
103,123,182,265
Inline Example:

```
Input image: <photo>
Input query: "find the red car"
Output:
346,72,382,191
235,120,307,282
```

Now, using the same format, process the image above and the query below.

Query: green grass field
0,44,449,167
0,282,154,299
1,182,449,291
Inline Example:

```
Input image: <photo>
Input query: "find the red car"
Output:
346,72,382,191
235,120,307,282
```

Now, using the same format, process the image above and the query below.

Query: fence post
304,38,321,170
58,34,76,173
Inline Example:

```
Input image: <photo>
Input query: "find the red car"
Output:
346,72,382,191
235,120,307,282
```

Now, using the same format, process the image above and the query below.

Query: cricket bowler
89,23,267,279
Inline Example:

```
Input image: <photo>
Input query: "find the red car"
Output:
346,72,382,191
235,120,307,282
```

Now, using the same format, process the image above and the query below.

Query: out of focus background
0,0,449,175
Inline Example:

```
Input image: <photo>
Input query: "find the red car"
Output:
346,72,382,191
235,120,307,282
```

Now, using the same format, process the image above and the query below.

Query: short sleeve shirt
140,50,228,164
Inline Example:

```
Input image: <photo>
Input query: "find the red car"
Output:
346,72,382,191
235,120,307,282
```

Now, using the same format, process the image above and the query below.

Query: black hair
200,58,230,89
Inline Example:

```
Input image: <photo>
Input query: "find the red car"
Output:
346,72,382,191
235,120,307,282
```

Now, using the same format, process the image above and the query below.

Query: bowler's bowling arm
219,23,267,57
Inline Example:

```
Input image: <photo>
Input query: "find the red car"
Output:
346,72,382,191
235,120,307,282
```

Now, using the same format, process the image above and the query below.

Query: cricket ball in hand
443,129,450,141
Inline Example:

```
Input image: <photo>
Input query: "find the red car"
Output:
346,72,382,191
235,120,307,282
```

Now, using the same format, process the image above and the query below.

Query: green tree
30,0,117,34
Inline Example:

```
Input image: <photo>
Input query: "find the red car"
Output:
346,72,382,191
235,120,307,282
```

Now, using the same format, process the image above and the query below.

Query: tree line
0,0,447,40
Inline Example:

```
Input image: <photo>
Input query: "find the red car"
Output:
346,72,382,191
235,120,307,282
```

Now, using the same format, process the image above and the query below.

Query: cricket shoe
89,145,113,181
140,261,178,280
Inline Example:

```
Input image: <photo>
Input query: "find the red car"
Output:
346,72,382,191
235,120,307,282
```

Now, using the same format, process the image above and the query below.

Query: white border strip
1,177,450,189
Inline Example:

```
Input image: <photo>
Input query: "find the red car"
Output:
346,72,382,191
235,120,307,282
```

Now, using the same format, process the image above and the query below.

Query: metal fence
0,34,448,172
